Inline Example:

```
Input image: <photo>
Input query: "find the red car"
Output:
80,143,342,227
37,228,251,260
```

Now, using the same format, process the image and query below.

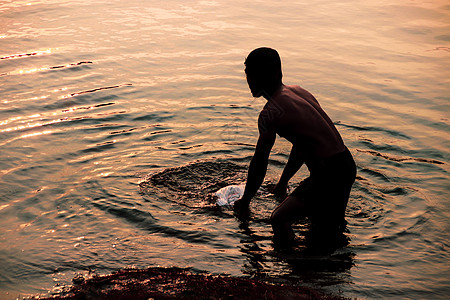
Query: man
234,47,356,248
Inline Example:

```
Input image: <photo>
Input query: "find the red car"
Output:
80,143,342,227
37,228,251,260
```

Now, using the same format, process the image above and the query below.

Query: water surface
0,0,449,299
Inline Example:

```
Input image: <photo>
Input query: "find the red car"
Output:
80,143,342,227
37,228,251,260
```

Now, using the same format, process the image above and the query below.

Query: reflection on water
0,0,449,299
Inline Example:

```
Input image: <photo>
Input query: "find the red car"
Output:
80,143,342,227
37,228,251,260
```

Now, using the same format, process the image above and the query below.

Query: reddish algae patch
39,267,345,299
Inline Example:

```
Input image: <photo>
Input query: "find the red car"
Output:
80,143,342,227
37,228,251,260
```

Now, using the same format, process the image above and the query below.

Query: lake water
0,0,449,299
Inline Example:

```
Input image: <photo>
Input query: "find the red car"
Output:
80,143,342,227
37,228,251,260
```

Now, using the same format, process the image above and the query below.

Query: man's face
245,67,262,97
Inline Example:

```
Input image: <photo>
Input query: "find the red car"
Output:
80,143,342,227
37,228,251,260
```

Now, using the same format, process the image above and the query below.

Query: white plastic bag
215,184,245,206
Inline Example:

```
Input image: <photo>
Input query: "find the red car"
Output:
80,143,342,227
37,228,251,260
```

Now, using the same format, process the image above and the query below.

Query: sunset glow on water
0,0,449,298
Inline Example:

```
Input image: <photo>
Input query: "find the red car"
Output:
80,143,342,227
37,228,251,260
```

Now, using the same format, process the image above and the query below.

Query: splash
139,160,247,208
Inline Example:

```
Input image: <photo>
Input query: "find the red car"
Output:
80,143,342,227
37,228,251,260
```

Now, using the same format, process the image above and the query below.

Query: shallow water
0,0,449,299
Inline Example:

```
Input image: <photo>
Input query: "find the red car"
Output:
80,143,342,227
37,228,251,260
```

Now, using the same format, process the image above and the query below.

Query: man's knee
270,196,303,226
270,206,282,226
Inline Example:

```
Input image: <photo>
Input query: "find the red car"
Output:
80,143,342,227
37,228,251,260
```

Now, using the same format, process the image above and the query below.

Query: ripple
357,149,445,165
61,83,133,99
337,122,411,140
1,0,449,298
0,61,93,77
0,49,51,60
358,168,391,183
61,102,115,113
81,140,118,154
91,198,224,246
142,129,173,141
0,103,125,147
140,160,246,209
427,46,450,52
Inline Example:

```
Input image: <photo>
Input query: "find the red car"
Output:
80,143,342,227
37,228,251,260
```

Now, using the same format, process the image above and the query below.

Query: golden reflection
0,204,10,211
5,0,39,7
0,129,56,146
20,130,53,139
6,61,91,76
0,118,62,133
17,67,49,75
30,95,49,100
0,113,41,126
99,172,114,177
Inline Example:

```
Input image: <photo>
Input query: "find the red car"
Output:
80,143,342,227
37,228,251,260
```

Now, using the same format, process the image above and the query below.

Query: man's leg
270,195,307,247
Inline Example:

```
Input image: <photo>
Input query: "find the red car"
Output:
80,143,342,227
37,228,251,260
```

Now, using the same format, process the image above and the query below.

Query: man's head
244,47,282,98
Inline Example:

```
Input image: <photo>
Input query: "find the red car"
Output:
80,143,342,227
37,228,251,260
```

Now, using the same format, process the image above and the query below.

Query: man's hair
244,47,282,80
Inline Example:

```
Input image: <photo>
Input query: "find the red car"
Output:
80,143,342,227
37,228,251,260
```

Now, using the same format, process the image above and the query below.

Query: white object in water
215,184,245,206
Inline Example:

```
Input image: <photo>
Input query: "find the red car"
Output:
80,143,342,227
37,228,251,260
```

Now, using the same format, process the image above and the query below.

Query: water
0,0,449,298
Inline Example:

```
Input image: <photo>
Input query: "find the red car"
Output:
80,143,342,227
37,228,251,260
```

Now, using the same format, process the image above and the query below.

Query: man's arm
234,109,276,216
271,145,304,197
239,130,276,206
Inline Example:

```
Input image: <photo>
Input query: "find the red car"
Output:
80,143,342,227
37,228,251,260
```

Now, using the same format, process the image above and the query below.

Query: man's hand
267,182,288,200
233,198,250,220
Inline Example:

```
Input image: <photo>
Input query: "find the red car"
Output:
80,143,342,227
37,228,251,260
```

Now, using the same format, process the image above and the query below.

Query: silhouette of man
234,47,356,248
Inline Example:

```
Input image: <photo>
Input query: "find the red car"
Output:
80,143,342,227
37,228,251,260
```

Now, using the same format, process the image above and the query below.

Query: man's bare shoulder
258,100,283,133
269,85,313,111
282,85,315,100
276,85,321,110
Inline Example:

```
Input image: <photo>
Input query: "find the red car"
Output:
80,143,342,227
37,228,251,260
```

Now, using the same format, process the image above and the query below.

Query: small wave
143,129,173,141
178,144,203,150
336,122,411,140
379,186,409,196
371,229,421,244
61,102,115,113
427,46,450,52
49,61,92,69
0,61,93,77
357,149,444,165
0,49,51,60
92,199,156,226
358,167,391,182
109,127,140,135
0,103,117,136
81,140,118,154
92,198,224,245
347,190,385,227
224,141,255,148
61,83,132,99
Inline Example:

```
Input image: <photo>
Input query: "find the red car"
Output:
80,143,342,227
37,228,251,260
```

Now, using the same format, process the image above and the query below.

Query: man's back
261,85,345,161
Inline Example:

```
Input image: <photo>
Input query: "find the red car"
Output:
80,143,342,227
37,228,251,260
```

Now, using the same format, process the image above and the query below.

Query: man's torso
260,85,346,165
